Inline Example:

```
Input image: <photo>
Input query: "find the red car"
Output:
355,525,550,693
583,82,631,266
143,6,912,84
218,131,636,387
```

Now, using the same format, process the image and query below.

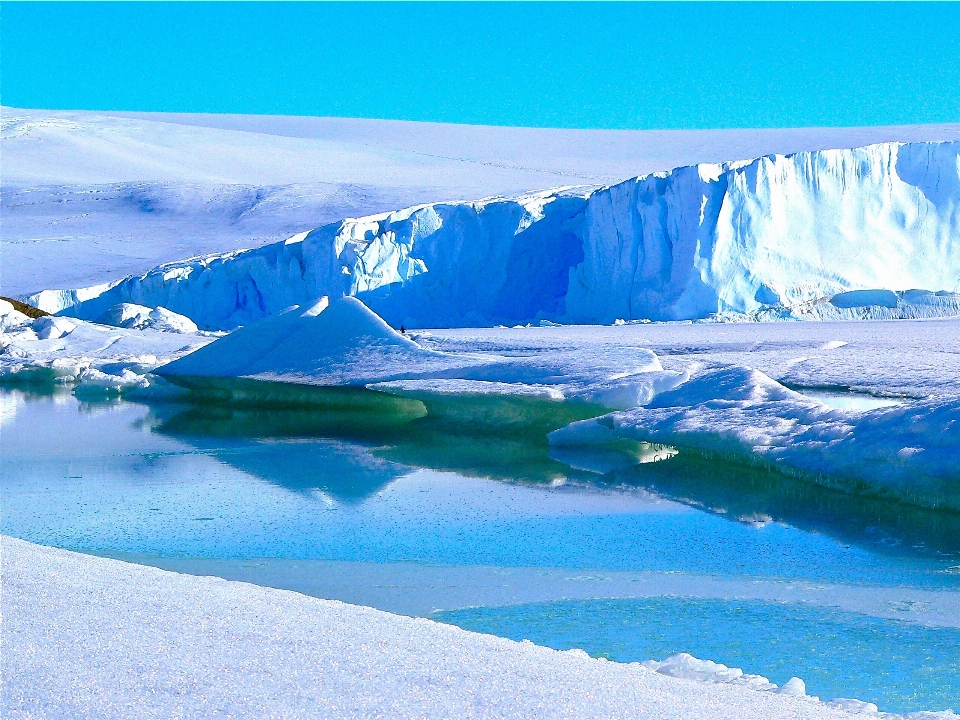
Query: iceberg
34,140,960,330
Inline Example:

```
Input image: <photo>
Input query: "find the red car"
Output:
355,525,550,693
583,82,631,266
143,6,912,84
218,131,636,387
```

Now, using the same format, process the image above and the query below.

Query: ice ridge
29,140,960,330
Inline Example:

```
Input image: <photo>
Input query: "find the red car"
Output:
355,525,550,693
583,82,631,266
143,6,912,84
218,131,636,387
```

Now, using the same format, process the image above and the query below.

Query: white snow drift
33,140,960,329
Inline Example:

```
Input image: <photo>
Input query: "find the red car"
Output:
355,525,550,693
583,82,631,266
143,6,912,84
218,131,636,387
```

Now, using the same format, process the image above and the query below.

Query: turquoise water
436,597,960,714
3,387,960,713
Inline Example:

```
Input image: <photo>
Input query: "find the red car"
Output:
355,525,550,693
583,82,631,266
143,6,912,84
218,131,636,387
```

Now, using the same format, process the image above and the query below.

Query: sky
3,2,960,130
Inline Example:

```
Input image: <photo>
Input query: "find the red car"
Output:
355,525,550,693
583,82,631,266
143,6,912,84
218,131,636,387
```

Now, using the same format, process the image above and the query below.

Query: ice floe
0,299,209,393
550,366,960,510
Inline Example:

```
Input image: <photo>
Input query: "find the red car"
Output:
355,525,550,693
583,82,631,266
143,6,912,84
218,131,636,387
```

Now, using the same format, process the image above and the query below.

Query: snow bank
7,535,930,720
550,366,960,510
36,141,960,329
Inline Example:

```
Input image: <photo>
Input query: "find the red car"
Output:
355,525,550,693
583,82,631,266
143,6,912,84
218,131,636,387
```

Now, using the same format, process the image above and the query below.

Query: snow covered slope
38,140,960,328
5,106,959,297
7,536,935,720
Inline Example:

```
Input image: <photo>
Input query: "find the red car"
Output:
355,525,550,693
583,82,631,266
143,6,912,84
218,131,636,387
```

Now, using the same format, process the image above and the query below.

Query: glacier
18,107,958,297
33,140,960,330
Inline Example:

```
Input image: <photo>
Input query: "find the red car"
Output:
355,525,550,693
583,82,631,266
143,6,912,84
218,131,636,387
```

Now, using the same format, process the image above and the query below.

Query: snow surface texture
36,140,960,329
6,106,960,300
9,535,952,720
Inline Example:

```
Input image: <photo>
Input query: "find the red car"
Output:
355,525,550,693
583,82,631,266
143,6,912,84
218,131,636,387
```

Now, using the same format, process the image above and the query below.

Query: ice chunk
32,316,76,340
778,677,807,696
644,653,745,683
99,303,199,333
75,368,149,397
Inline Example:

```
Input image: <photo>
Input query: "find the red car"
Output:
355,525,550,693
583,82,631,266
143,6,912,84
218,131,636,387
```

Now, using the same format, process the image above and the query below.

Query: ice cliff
33,140,960,329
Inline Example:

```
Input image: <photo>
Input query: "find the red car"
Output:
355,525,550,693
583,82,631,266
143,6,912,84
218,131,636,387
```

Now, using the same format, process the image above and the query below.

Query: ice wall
35,141,960,329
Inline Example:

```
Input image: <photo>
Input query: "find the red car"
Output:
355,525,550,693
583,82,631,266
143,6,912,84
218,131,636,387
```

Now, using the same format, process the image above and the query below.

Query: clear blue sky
4,2,960,129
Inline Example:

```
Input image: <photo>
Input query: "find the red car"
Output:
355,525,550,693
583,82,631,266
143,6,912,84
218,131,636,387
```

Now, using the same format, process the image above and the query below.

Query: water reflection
597,452,960,561
144,382,960,561
151,380,605,485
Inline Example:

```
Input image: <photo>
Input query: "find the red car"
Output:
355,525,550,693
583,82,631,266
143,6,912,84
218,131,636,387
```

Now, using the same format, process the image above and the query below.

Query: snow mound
36,140,960,330
156,296,479,386
550,366,960,510
156,295,686,406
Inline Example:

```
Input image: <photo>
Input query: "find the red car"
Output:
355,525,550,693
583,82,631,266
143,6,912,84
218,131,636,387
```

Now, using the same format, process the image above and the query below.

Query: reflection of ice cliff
36,141,960,328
